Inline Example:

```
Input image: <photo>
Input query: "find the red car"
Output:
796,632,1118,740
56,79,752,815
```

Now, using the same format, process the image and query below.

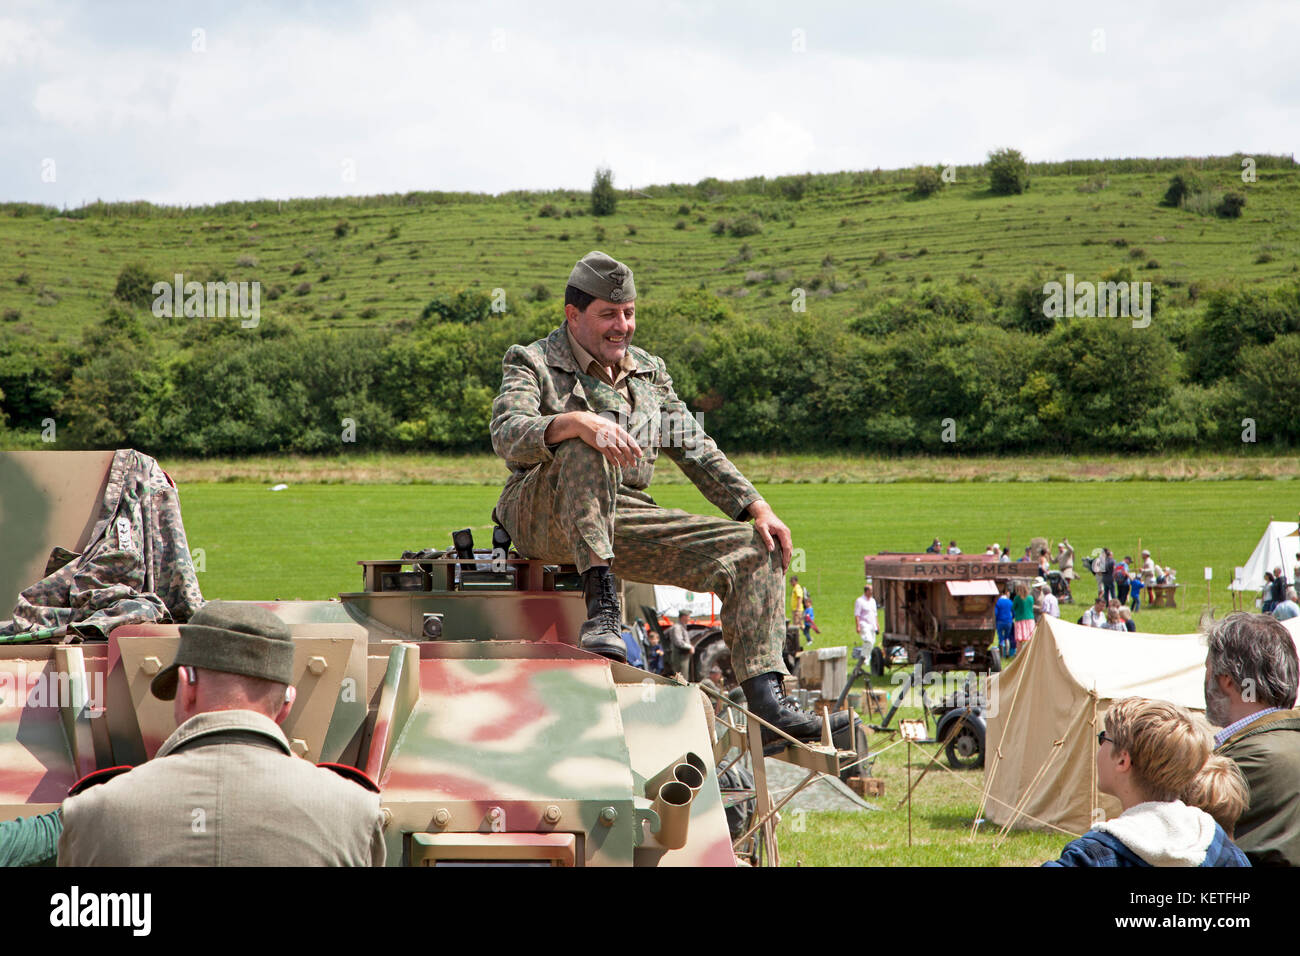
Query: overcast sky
2,0,1296,207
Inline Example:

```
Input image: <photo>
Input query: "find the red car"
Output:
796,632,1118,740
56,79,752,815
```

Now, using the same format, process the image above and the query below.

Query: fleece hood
1094,800,1218,867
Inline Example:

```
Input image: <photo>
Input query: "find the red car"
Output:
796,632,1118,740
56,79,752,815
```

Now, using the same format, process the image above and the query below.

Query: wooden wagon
862,553,1040,674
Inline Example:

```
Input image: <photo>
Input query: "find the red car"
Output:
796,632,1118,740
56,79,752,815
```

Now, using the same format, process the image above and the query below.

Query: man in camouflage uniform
490,250,847,748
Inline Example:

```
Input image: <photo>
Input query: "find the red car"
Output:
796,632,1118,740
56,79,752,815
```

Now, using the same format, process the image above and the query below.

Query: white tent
979,616,1210,837
1229,521,1300,592
622,581,720,625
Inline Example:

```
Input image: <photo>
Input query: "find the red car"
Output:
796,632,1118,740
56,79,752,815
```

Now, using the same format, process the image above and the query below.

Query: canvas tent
1229,521,1300,593
978,615,1211,837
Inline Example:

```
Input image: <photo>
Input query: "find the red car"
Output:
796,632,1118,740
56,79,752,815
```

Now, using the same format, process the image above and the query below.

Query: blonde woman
1044,698,1249,867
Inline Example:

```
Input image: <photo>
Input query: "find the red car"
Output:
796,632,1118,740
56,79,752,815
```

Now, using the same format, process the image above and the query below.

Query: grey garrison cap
568,250,636,303
150,600,296,700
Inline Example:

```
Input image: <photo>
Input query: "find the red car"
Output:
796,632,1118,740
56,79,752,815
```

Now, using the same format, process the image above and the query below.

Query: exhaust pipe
644,751,705,850
643,751,707,800
651,780,696,850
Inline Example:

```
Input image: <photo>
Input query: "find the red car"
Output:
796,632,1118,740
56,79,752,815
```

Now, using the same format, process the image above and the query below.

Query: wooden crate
847,777,885,797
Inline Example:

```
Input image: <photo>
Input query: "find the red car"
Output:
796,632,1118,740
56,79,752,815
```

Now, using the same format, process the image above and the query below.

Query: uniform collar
544,324,654,374
157,709,292,758
565,326,635,386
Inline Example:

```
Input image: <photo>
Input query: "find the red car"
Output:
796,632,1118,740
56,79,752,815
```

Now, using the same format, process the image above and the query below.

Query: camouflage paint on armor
0,449,204,640
0,451,738,865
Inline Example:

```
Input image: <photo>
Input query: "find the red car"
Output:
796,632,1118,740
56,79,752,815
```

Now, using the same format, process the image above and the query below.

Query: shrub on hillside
986,148,1029,195
1182,190,1222,216
775,174,810,201
113,263,156,308
591,167,617,216
1216,191,1246,218
418,288,494,324
848,283,998,337
912,166,944,197
726,215,763,238
1161,170,1204,207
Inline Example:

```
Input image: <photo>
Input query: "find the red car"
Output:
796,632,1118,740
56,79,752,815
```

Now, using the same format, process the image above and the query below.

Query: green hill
2,153,1298,457
2,154,1296,341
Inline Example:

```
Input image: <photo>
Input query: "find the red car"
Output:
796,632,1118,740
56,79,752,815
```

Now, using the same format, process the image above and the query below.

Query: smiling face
566,297,635,369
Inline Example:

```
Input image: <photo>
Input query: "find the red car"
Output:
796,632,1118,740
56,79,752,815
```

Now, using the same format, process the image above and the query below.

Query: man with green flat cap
491,250,849,750
58,601,386,866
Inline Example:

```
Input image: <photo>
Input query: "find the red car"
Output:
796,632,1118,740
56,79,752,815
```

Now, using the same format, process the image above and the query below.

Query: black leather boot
741,672,852,755
578,566,628,663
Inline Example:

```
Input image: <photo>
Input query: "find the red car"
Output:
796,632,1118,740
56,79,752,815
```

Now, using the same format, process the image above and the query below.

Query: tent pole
1090,690,1100,829
993,691,1093,846
993,737,1067,848
972,623,1037,838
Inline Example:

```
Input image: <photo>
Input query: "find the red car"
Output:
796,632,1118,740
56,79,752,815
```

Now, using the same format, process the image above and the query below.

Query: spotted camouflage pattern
490,326,785,683
0,449,204,640
491,325,761,521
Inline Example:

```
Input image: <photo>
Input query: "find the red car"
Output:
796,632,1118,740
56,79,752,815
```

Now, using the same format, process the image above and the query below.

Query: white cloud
1,0,1295,206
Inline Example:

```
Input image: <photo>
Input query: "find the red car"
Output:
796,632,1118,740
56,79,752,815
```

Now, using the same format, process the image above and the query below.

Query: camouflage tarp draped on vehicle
0,449,204,641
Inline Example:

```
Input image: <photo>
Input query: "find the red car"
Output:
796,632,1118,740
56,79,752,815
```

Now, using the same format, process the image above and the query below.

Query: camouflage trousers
493,439,786,682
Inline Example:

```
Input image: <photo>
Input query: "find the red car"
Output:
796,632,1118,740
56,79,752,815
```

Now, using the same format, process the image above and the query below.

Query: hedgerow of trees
4,276,1299,456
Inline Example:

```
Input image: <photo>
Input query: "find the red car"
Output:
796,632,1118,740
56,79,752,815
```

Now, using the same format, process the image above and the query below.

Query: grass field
175,476,1287,866
147,449,1300,485
180,478,1276,637
4,159,1298,346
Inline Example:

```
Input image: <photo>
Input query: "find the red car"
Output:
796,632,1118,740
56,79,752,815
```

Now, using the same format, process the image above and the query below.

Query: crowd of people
1047,612,1300,867
992,578,1062,658
1079,595,1138,631
1087,547,1176,606
1261,564,1300,620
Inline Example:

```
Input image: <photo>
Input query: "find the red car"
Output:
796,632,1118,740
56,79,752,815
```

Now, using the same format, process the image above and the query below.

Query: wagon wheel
944,718,985,770
693,633,735,690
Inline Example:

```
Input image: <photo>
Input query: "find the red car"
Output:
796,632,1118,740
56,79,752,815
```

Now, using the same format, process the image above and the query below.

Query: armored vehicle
0,451,854,866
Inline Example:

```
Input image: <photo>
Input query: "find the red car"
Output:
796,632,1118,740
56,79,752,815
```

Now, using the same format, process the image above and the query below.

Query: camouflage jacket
490,325,761,520
0,448,204,641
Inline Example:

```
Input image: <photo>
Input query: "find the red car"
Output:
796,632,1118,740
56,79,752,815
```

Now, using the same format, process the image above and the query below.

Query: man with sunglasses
58,602,386,866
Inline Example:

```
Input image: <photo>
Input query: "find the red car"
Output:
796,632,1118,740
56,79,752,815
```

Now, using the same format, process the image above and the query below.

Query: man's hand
747,500,792,571
545,411,642,468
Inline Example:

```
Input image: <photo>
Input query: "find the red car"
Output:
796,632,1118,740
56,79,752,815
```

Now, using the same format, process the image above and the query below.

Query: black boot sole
579,640,628,664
